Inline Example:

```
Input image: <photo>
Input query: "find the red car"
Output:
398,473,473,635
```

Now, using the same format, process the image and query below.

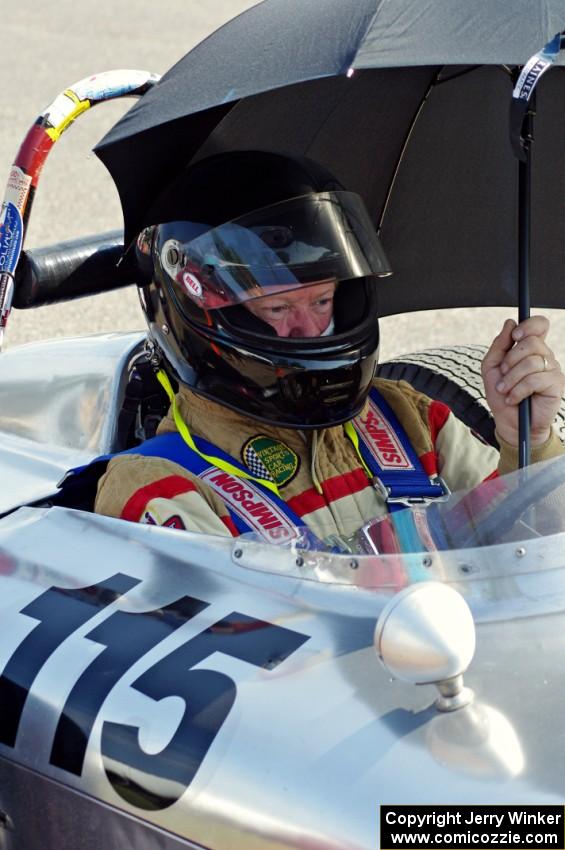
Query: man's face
245,280,336,338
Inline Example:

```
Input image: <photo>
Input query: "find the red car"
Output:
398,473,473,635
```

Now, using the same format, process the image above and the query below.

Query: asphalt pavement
2,0,564,366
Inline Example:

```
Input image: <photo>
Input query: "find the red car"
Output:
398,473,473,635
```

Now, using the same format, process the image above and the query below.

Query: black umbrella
95,0,565,252
94,0,565,463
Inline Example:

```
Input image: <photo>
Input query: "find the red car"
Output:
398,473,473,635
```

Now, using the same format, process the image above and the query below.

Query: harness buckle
372,474,451,507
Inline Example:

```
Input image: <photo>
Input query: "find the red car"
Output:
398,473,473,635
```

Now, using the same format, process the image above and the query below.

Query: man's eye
264,305,288,317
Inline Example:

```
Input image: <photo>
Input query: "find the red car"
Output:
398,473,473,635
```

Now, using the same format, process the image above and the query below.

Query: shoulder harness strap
347,387,449,511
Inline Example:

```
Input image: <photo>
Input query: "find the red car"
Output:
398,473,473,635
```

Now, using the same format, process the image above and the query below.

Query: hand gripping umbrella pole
0,70,160,351
510,32,565,467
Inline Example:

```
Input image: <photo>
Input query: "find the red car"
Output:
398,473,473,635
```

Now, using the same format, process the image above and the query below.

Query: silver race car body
1,330,565,850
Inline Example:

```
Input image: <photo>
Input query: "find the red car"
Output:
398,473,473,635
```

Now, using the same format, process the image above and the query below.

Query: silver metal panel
0,332,145,514
0,433,93,516
0,331,145,451
0,506,564,849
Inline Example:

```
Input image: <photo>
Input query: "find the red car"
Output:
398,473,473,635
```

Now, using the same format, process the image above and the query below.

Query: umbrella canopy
95,0,565,316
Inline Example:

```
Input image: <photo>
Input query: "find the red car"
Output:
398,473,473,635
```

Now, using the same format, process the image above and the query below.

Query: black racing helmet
137,151,392,429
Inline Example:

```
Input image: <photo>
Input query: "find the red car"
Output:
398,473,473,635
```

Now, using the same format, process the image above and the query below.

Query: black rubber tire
377,344,565,449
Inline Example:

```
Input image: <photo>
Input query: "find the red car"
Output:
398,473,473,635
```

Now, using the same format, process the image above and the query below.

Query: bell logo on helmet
181,270,203,299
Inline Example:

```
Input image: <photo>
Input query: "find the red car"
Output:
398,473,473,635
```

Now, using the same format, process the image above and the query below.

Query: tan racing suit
94,378,564,541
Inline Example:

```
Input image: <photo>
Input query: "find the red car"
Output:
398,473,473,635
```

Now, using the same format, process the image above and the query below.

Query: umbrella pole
510,33,563,468
517,98,534,469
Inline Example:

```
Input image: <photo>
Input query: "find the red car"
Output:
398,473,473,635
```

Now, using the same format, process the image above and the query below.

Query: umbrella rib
377,69,441,232
377,64,510,232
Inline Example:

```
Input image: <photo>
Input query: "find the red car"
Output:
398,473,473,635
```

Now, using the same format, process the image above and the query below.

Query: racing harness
60,370,449,552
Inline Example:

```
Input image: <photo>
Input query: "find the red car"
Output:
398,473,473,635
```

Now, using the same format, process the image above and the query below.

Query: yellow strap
156,370,281,496
343,420,373,479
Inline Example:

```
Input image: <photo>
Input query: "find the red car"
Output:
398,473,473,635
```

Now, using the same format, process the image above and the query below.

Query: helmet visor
156,191,391,310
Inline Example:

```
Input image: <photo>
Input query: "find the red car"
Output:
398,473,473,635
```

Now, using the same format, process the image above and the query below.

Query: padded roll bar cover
13,231,134,308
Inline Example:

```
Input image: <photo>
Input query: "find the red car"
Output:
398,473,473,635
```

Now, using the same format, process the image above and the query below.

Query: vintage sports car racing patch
242,436,300,487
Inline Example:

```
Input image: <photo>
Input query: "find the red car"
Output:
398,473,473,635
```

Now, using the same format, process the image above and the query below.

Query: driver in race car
93,150,565,547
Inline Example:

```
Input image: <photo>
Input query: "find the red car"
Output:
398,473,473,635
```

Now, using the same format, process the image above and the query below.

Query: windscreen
234,454,565,607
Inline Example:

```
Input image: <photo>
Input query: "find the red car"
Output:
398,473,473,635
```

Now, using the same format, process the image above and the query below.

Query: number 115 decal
0,572,309,810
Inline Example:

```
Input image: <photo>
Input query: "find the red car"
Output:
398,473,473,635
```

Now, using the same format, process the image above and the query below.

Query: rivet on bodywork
515,547,527,558
233,548,243,559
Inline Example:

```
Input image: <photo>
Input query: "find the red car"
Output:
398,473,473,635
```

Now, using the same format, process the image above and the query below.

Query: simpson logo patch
242,435,299,487
355,399,414,470
199,468,297,542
